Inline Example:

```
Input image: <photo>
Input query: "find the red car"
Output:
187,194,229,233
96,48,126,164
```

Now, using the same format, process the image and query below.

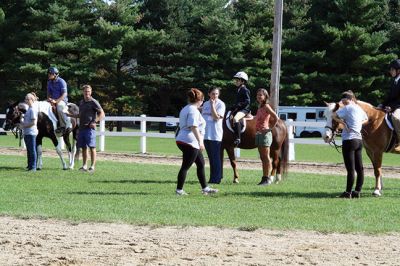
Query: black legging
342,139,364,192
176,143,207,190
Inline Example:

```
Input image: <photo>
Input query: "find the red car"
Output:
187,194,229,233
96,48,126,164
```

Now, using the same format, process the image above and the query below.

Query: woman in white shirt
175,88,218,196
333,90,368,198
201,88,225,184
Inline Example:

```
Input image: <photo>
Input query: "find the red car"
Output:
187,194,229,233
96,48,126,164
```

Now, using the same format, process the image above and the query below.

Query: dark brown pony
323,101,395,196
221,111,289,183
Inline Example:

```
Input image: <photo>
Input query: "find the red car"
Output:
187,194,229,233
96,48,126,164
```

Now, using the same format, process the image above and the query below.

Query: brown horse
323,101,397,196
221,111,289,183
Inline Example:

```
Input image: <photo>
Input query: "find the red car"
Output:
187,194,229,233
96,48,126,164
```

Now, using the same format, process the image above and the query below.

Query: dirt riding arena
1,147,400,265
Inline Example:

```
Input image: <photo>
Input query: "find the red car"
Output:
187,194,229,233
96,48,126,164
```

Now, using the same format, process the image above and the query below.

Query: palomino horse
4,101,79,170
323,101,396,196
221,111,289,183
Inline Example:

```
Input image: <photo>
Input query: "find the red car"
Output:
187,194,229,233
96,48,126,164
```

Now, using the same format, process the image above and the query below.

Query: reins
325,125,342,153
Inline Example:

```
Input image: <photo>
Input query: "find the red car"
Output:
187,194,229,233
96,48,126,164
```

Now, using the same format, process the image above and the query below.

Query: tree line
0,0,399,121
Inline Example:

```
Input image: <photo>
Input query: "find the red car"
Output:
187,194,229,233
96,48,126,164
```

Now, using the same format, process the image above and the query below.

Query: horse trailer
278,106,326,137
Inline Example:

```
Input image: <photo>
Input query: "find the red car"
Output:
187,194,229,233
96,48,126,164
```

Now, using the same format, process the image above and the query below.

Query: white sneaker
202,186,218,195
176,189,188,196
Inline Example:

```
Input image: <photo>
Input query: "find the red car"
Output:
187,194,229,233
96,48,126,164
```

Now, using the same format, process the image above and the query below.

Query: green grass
1,154,400,233
1,133,399,166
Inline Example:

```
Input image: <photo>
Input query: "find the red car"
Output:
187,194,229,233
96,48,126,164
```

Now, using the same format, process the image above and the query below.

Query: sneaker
202,186,218,195
79,166,88,172
351,191,361,199
338,191,352,198
176,189,188,196
88,167,95,173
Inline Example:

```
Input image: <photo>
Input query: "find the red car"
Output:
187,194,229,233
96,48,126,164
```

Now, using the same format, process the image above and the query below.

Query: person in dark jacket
230,71,251,146
378,59,400,151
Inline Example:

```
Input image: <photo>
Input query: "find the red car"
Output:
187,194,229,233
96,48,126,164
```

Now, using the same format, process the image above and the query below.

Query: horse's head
322,102,343,143
3,102,26,131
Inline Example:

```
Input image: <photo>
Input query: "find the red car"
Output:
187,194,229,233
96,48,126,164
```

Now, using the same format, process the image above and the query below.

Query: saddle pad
34,101,58,130
385,113,394,130
225,111,246,133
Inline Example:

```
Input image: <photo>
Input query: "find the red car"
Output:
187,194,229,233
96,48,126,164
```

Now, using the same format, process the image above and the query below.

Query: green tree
281,0,395,106
87,0,142,124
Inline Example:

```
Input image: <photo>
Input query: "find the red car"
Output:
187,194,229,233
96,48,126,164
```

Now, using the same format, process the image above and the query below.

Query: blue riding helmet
48,66,59,74
389,59,400,70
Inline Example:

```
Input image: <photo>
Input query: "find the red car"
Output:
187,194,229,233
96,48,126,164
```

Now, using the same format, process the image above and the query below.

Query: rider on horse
378,59,400,151
230,71,251,146
47,66,71,134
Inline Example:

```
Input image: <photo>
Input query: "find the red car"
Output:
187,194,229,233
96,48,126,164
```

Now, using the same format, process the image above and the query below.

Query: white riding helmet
233,71,248,81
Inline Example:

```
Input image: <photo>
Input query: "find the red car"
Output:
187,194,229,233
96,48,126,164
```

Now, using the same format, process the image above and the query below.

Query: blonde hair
26,92,38,101
82,84,92,90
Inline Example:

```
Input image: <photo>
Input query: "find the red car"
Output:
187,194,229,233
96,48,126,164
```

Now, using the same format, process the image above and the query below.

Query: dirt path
1,216,400,266
1,147,400,265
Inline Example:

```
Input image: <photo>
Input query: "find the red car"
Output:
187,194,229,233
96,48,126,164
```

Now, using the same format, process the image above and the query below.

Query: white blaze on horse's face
322,103,336,143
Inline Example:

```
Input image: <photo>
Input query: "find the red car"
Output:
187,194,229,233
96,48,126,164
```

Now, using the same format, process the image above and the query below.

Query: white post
99,119,105,152
234,147,240,158
140,114,146,153
287,119,295,161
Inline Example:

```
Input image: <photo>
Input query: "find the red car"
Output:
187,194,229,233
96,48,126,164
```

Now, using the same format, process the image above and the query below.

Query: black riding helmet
48,66,59,75
389,59,400,70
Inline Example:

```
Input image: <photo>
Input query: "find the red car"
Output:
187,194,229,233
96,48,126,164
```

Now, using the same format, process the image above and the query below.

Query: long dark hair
257,88,270,108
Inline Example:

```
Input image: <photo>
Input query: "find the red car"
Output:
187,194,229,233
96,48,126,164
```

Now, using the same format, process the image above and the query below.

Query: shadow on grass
68,191,152,196
224,191,342,199
90,179,198,185
0,166,29,171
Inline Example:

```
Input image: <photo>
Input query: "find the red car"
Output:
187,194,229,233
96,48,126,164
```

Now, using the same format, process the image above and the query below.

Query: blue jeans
24,134,37,170
204,140,222,183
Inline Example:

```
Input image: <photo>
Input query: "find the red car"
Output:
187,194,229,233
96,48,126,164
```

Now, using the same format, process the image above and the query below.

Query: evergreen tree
281,0,395,105
87,0,142,123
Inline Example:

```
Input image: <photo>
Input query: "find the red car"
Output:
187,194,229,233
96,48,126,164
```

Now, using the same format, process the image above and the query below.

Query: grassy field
1,154,400,233
1,132,400,166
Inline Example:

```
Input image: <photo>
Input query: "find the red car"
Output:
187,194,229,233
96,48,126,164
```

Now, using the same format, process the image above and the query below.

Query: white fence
0,114,336,160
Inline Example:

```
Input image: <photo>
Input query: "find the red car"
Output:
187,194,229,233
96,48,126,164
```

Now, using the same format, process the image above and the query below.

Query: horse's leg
270,149,280,183
70,138,77,169
53,136,68,170
366,149,383,196
63,133,74,169
36,137,43,170
226,146,239,183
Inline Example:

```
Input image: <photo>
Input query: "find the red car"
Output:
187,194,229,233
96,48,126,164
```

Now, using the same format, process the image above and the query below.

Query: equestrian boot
233,122,241,147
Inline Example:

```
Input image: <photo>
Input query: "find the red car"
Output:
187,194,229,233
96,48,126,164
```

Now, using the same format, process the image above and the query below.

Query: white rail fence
0,114,335,161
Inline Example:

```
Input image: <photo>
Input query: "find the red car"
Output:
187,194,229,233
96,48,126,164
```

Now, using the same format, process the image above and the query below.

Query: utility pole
270,0,283,111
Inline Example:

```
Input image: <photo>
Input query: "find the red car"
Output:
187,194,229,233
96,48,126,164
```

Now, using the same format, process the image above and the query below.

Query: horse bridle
324,125,342,153
6,105,24,146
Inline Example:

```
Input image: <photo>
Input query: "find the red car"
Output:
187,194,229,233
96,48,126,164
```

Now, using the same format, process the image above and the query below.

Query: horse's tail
280,127,290,178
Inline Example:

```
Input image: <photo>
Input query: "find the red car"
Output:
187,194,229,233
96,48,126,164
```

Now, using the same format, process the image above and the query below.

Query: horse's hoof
233,178,239,184
372,189,382,197
63,168,68,171
37,168,42,171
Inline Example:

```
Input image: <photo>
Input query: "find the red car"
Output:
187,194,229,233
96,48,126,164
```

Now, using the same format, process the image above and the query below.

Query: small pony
4,99,79,170
221,112,289,183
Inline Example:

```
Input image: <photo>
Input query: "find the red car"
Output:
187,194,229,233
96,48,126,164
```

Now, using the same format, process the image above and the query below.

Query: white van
278,106,326,137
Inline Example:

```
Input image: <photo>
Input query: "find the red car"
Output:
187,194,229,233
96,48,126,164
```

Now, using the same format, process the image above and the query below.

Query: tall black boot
233,122,241,147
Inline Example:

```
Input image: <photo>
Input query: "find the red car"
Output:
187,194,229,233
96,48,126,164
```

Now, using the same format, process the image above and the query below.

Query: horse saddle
225,111,253,133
